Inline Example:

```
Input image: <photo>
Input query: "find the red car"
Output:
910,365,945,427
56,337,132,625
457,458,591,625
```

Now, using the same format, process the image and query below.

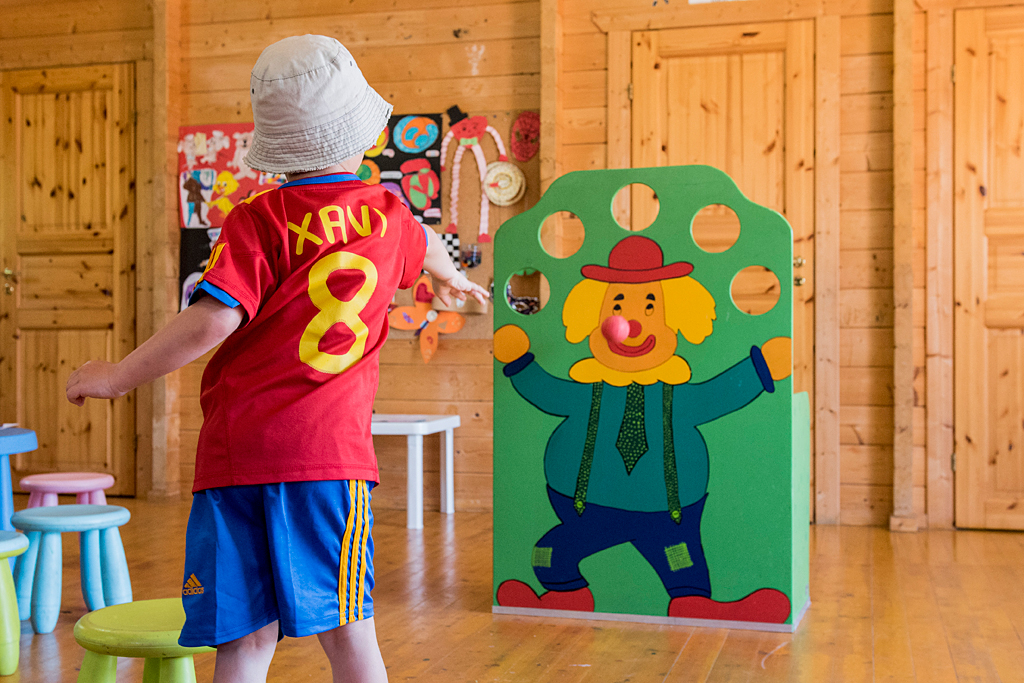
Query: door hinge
627,83,634,101
951,451,957,472
951,64,956,84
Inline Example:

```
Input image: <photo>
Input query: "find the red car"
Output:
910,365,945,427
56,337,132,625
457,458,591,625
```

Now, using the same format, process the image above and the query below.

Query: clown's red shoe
668,588,791,624
496,580,595,612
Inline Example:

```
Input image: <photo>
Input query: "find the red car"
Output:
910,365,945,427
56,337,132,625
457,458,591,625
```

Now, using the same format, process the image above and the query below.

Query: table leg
406,435,423,530
30,531,62,634
13,531,39,620
440,429,455,515
100,527,132,606
0,456,12,533
0,555,19,676
80,529,105,611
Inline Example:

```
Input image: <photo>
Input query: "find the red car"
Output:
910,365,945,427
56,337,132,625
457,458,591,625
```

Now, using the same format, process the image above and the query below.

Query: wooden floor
10,493,1024,682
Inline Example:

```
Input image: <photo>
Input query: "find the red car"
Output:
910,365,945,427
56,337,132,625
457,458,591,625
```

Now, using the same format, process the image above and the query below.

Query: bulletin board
388,109,541,341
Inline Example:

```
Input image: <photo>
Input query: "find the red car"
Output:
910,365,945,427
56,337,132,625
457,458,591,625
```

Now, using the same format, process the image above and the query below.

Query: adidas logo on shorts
183,574,205,596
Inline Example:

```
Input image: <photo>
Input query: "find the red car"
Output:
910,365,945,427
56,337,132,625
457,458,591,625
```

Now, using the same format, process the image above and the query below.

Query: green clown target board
492,165,810,632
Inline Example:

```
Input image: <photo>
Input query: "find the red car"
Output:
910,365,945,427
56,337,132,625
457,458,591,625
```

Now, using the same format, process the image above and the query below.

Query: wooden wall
557,0,929,526
0,0,972,524
835,6,927,525
0,0,153,70
176,0,541,510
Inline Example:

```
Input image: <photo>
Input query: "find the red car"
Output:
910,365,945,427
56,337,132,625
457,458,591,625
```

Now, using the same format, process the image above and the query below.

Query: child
66,35,488,683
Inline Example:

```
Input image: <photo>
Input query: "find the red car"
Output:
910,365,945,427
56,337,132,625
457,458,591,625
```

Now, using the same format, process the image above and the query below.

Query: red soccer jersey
190,174,427,492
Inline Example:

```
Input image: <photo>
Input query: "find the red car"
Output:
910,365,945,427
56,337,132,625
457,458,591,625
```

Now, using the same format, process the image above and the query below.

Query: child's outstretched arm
66,297,244,406
422,229,490,307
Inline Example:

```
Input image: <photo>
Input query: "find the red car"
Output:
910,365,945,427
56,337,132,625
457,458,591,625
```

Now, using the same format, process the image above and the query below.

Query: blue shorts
178,480,375,647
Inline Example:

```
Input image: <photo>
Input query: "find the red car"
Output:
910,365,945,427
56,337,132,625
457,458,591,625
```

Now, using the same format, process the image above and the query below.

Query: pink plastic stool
20,473,115,508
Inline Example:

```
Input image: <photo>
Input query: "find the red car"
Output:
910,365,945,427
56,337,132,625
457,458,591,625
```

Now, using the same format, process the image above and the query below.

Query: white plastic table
371,414,461,529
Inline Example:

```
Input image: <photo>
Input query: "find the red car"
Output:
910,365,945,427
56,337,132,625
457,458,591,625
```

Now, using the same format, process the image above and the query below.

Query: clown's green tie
616,383,649,473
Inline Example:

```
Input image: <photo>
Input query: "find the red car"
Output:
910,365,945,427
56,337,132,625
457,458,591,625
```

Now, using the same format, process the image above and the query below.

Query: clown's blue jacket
503,349,774,515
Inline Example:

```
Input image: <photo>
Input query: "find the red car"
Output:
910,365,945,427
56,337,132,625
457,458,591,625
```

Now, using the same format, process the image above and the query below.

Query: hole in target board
692,204,741,253
505,269,550,315
540,211,585,258
731,265,781,316
612,183,660,231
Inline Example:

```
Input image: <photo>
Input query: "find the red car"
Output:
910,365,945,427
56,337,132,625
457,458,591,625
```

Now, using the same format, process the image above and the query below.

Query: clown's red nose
601,315,629,344
628,320,642,338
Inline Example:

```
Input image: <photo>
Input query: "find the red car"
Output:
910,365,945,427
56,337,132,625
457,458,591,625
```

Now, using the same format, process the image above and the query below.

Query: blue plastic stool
0,532,28,675
0,429,38,535
12,505,132,634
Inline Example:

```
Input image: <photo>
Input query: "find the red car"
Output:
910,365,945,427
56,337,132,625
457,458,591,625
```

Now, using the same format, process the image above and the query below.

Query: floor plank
8,495,1024,682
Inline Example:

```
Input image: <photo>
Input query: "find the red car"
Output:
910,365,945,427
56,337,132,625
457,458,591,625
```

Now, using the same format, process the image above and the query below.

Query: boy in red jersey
66,35,487,683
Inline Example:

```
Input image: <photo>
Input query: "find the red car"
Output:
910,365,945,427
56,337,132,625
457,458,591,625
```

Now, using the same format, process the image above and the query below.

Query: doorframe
554,1,842,524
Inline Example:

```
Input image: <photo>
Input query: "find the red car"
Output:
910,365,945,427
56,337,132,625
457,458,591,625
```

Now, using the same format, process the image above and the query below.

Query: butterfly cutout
387,275,465,363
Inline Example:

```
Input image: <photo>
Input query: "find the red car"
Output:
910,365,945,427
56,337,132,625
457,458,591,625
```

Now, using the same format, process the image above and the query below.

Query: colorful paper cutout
511,111,540,162
177,123,285,228
358,113,443,225
388,275,466,363
441,106,510,242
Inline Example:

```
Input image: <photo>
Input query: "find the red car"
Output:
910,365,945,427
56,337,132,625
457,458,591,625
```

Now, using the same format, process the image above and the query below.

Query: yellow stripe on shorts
348,482,366,623
356,481,371,619
338,481,358,625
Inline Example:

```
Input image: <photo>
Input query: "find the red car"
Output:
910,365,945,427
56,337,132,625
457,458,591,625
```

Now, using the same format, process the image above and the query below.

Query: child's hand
66,361,125,407
433,273,490,307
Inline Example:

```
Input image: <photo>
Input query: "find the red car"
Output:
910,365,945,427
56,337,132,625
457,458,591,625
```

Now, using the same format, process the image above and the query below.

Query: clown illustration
494,235,793,623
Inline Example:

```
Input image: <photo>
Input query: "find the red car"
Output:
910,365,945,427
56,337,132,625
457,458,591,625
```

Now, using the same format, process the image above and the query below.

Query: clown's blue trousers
532,487,712,599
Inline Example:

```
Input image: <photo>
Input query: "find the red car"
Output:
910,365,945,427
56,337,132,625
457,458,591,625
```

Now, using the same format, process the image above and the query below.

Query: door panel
0,64,135,494
955,9,1024,529
631,20,816,495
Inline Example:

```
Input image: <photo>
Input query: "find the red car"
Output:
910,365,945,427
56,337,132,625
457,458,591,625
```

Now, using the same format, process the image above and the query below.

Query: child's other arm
421,228,489,307
66,297,244,406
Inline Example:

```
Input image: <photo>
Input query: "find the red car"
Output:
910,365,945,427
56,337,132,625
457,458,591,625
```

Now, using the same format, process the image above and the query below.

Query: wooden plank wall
837,7,927,526
0,0,152,70
177,0,541,511
558,0,929,525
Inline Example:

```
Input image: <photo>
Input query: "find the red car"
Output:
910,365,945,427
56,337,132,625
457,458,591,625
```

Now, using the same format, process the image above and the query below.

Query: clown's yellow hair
562,276,717,344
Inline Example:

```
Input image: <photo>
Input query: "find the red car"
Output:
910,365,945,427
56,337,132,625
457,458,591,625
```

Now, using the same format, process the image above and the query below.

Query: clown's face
588,282,679,372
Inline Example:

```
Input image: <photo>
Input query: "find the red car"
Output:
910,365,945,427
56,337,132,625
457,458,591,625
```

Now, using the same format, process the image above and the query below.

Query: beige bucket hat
243,35,393,174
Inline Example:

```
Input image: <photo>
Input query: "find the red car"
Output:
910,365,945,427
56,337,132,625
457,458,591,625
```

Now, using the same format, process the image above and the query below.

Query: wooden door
631,21,816,459
0,65,136,495
954,8,1024,529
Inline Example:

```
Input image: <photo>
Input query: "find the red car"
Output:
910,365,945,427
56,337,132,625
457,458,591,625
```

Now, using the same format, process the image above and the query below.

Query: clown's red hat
581,235,693,284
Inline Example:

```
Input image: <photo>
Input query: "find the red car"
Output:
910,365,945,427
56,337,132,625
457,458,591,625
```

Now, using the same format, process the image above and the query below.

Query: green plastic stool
73,598,214,682
0,531,28,676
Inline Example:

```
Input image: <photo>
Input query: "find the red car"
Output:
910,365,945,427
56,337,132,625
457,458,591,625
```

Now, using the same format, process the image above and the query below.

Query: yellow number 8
299,252,379,374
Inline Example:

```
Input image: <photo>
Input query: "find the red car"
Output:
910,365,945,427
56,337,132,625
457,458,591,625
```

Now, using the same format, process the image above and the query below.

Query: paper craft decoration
510,111,540,162
484,161,526,206
388,275,466,363
358,114,442,225
441,106,509,242
492,165,810,633
177,124,285,228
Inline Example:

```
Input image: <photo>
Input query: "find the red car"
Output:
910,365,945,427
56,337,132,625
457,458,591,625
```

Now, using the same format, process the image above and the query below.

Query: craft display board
358,114,443,225
389,110,541,342
492,166,810,631
176,123,285,310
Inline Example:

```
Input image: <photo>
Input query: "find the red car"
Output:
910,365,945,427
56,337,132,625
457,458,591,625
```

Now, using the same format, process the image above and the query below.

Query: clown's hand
760,337,792,381
494,325,530,363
